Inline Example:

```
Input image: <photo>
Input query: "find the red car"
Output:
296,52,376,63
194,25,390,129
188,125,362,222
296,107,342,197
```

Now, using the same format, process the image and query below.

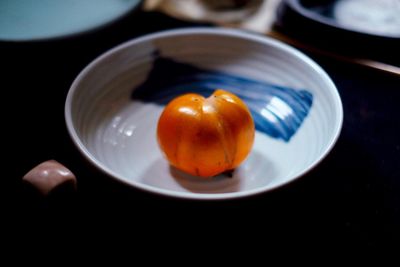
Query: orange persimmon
157,89,255,177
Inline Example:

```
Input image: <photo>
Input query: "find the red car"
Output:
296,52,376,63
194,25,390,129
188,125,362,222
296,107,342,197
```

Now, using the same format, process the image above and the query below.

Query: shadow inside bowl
138,150,278,194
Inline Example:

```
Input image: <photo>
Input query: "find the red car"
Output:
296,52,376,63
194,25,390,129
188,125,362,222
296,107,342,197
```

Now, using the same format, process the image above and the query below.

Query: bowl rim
65,27,343,200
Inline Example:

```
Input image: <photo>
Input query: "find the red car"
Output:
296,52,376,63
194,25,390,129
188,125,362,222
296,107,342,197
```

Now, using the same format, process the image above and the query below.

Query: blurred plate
276,0,400,63
286,0,400,38
0,0,142,42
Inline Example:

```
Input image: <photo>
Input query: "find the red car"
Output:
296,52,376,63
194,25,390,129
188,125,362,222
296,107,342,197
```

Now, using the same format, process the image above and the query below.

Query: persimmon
157,89,255,177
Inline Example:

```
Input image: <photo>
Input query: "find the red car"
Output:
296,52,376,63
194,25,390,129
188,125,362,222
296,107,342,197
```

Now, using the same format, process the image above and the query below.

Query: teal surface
0,0,141,41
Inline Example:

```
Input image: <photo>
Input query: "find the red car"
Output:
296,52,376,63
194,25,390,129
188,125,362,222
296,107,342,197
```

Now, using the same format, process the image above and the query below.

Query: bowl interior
66,28,342,199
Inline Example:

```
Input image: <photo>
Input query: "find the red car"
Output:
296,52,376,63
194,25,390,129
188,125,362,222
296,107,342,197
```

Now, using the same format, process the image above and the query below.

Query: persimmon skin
157,89,255,177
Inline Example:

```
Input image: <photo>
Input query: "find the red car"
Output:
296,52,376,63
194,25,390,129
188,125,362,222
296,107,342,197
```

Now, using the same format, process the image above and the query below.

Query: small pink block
23,160,77,195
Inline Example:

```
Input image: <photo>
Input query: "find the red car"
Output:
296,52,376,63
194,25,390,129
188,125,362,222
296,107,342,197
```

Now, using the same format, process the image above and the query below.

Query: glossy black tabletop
2,10,399,248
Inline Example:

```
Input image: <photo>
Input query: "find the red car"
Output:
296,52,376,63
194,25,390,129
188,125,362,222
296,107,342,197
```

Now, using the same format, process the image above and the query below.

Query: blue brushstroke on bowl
131,54,313,142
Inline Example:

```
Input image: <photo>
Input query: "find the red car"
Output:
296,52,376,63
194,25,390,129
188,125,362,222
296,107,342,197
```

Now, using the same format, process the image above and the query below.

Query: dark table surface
2,10,399,249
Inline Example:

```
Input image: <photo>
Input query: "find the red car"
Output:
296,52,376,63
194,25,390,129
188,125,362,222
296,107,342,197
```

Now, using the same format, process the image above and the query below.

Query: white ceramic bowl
65,28,343,200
